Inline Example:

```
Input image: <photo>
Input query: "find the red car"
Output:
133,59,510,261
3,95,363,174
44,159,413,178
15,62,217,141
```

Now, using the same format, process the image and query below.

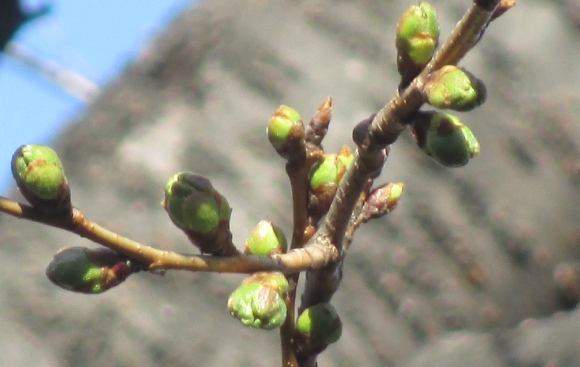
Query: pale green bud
245,220,288,256
396,2,439,81
423,65,487,111
267,105,305,158
11,144,71,212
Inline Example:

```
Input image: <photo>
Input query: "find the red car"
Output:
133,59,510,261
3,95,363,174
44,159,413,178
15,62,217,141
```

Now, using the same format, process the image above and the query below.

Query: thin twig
0,195,338,274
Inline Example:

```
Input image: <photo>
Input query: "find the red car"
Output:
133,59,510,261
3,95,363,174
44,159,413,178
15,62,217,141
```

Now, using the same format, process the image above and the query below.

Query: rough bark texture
1,0,580,366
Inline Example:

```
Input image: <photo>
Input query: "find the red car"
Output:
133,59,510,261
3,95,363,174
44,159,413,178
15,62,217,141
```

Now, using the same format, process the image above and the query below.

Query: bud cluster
227,272,289,330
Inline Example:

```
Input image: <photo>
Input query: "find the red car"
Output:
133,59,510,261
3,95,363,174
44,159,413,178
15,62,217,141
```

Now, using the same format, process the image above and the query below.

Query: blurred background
0,0,196,193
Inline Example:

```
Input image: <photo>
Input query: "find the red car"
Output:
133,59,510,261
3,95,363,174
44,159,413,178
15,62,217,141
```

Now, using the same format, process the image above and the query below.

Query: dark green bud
11,144,71,212
227,281,287,330
46,247,135,294
267,105,305,158
411,112,480,167
245,220,288,256
163,172,236,255
296,303,342,355
396,2,439,82
423,65,487,111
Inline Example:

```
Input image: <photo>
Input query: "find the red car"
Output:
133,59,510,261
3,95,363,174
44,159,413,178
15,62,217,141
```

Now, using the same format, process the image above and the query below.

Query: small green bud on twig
11,144,71,213
267,105,305,159
411,112,480,167
227,273,289,330
296,303,342,355
163,172,237,256
396,2,439,85
244,220,288,256
360,182,405,223
308,146,354,217
46,246,137,294
423,65,487,111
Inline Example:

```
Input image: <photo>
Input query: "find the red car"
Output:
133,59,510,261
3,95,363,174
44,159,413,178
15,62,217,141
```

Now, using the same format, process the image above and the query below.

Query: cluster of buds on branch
0,1,515,366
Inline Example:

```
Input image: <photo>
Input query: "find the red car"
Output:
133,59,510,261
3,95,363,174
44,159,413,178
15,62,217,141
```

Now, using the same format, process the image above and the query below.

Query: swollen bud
267,105,305,159
411,112,480,167
360,183,405,223
396,2,439,84
227,273,289,330
308,146,354,218
241,271,289,295
296,303,342,355
163,172,236,256
11,144,71,213
46,247,136,294
423,65,487,111
245,220,288,256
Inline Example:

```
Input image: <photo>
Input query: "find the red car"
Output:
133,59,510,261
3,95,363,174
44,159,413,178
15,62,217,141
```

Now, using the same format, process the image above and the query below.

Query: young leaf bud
411,112,480,167
241,271,289,296
360,182,405,222
423,65,487,111
163,172,236,255
244,220,288,256
296,303,342,355
227,281,288,330
267,105,305,159
46,247,135,294
11,144,71,213
396,2,439,83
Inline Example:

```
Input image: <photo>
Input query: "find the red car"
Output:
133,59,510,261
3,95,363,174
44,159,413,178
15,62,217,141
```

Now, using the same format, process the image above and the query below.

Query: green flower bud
46,247,135,294
423,65,487,111
163,172,236,255
241,271,289,296
308,147,354,218
245,220,288,256
411,112,480,167
309,155,339,189
396,2,439,82
296,303,342,355
267,105,305,158
227,281,288,330
360,182,405,222
11,144,71,212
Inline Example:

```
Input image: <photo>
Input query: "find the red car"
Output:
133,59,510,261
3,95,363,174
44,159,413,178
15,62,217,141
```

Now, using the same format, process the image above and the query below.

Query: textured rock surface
1,0,580,366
